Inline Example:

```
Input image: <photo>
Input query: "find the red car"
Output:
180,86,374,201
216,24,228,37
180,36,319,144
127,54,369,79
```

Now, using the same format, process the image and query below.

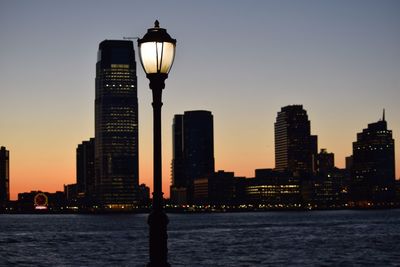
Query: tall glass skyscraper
171,111,214,204
0,146,10,208
351,111,395,202
183,111,215,181
274,105,317,174
95,40,138,208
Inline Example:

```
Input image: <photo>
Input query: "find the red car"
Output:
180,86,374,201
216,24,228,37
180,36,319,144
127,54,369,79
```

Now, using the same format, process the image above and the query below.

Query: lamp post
138,20,176,267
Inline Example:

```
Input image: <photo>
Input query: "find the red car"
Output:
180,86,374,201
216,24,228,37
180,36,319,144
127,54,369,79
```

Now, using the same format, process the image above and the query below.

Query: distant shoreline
2,205,400,215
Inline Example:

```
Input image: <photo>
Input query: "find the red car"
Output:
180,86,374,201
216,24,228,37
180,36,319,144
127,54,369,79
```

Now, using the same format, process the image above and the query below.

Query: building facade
312,168,350,208
95,40,139,208
76,138,95,200
274,105,318,174
0,146,10,208
17,191,65,212
244,169,302,207
193,171,237,205
171,110,215,204
351,112,395,203
315,149,335,175
171,115,185,189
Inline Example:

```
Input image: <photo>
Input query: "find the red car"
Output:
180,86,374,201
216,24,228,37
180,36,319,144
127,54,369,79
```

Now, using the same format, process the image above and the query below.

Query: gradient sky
1,0,399,200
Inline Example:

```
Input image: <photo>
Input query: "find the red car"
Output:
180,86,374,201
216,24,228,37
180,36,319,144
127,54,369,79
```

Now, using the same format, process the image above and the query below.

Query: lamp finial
154,20,160,28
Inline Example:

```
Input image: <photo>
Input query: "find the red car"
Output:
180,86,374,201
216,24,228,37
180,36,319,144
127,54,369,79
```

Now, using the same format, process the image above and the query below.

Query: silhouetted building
138,183,150,206
0,146,10,208
17,191,65,212
77,138,95,201
64,184,78,207
274,105,317,175
95,40,139,208
312,168,350,208
170,187,187,206
244,169,302,207
170,114,187,204
395,180,400,202
315,149,334,175
171,111,214,204
351,111,395,203
193,170,237,205
345,155,353,171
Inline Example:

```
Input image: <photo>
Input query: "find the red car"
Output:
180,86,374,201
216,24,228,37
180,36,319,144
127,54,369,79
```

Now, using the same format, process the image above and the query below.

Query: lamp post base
147,210,170,267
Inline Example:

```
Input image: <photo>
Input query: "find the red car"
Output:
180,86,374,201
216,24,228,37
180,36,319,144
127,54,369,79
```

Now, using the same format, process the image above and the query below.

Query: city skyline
1,1,399,200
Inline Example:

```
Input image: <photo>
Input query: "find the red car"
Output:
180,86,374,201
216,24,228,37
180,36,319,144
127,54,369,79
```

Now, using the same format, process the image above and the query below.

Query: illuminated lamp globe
138,20,176,82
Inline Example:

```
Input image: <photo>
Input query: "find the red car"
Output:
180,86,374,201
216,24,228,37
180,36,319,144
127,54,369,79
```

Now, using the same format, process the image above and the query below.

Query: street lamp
138,20,176,267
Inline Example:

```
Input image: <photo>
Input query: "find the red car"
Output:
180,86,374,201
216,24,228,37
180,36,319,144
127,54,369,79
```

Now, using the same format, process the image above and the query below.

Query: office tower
345,155,353,171
138,184,150,205
77,138,95,199
95,40,139,208
245,169,301,206
274,105,318,174
193,171,236,205
0,146,10,207
351,111,395,202
183,111,215,181
171,110,215,203
315,149,335,175
171,115,185,189
64,184,78,206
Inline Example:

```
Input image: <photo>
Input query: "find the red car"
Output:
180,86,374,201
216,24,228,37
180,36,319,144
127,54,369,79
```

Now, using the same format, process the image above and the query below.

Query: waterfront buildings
312,168,350,208
0,146,10,208
17,191,65,212
171,115,185,193
311,149,350,207
345,155,353,171
64,184,78,207
171,110,215,204
274,105,318,174
315,149,335,175
193,170,238,205
138,184,151,206
95,40,139,208
351,111,396,202
2,96,398,210
243,169,302,206
76,138,95,200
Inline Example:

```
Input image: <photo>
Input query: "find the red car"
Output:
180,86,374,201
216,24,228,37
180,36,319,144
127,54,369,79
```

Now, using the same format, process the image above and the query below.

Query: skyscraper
315,149,335,175
171,111,215,203
95,40,139,208
0,146,10,207
351,110,395,202
77,138,95,199
171,115,185,189
274,105,318,174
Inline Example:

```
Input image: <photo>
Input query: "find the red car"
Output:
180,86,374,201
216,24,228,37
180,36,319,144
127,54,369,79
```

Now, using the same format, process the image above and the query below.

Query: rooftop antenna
382,108,386,121
123,37,139,40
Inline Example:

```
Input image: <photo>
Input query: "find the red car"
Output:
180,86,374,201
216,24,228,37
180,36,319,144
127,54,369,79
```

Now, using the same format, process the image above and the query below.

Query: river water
1,210,399,266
